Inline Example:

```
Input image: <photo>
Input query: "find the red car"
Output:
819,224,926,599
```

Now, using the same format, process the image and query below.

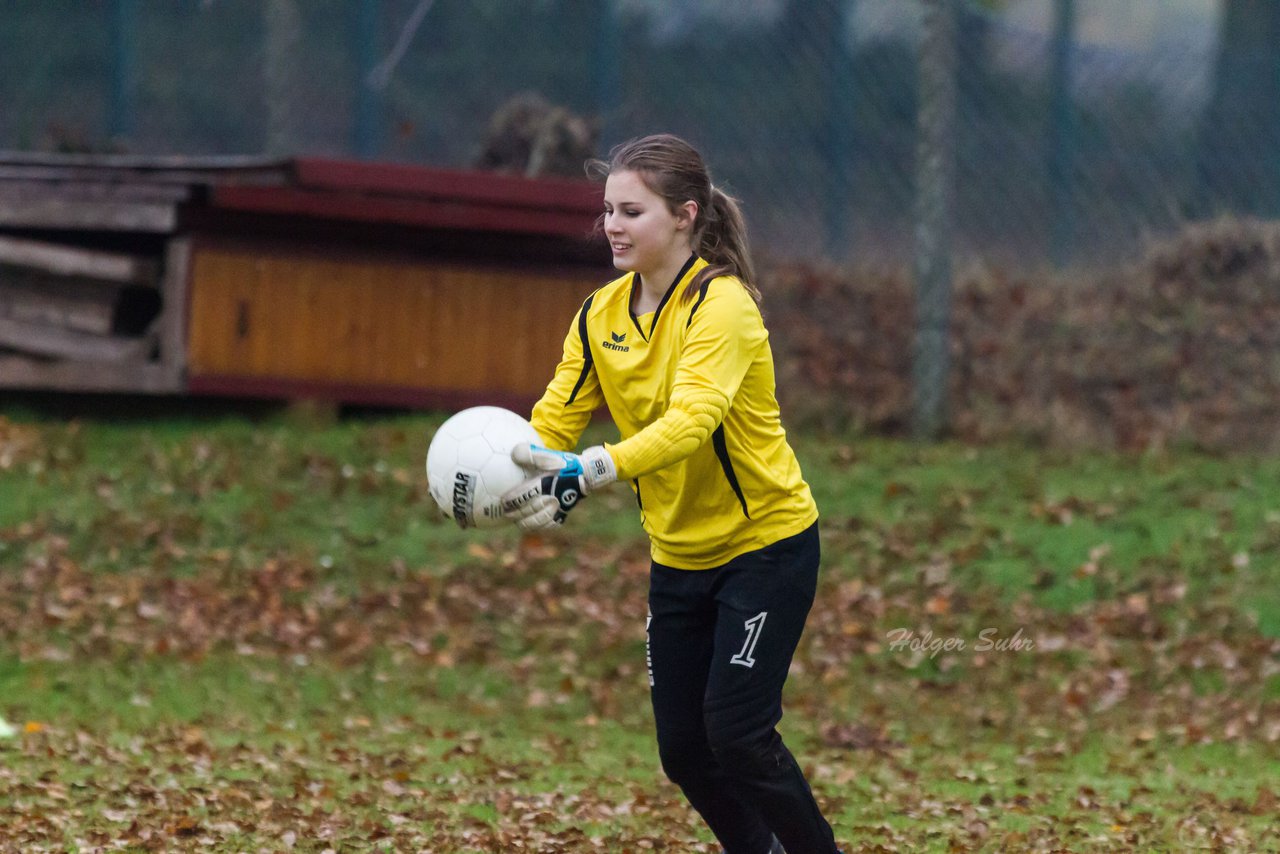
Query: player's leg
648,562,776,854
702,523,840,854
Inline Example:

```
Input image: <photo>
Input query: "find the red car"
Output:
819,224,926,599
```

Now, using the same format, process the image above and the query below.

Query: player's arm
529,297,605,451
502,281,762,530
605,280,764,480
501,297,613,530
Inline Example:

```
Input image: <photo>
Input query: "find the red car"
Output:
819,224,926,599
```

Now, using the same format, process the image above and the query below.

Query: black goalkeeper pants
647,523,839,854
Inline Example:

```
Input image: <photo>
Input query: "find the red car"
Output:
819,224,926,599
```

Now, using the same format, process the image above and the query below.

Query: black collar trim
630,253,698,341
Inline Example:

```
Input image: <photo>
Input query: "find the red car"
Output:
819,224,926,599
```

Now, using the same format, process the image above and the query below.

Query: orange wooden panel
186,245,602,398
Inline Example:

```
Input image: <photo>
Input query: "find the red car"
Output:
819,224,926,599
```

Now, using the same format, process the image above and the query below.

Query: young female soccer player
500,134,841,854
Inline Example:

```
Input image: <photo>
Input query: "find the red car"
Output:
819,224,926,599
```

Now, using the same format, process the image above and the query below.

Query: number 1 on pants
730,611,768,668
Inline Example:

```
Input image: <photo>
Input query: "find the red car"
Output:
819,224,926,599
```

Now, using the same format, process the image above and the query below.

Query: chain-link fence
2,0,1274,270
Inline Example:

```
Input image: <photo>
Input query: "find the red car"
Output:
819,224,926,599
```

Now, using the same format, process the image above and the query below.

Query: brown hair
588,134,760,305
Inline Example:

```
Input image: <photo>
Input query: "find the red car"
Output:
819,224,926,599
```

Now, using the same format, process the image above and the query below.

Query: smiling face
602,169,697,280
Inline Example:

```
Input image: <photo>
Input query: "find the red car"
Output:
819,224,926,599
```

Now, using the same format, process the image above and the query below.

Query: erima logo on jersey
602,330,630,352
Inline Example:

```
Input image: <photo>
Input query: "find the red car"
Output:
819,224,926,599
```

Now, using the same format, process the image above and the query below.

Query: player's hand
500,445,617,530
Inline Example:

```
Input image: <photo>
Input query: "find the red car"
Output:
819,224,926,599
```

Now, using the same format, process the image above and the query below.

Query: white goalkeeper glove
500,444,617,530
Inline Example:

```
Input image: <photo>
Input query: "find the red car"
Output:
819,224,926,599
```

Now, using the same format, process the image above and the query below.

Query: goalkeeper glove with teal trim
500,445,617,530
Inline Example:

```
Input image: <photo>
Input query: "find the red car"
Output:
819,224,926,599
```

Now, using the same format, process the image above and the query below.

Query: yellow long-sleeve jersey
530,255,818,569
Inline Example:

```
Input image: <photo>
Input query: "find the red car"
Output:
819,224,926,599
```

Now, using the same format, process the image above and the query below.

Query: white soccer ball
426,406,541,529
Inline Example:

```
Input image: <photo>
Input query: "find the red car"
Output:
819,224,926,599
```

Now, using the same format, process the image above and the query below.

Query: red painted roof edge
291,157,602,214
187,373,551,415
208,185,600,240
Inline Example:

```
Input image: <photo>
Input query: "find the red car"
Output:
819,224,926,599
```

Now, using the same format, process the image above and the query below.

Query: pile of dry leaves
767,217,1280,451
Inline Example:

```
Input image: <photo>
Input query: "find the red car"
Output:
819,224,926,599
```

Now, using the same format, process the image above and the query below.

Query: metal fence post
264,0,302,156
108,0,137,144
823,0,857,260
354,0,384,159
1048,0,1075,267
593,0,620,152
912,0,957,440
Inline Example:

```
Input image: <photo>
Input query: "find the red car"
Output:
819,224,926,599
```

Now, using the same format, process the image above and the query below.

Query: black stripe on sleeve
686,276,713,328
711,424,750,519
565,292,596,407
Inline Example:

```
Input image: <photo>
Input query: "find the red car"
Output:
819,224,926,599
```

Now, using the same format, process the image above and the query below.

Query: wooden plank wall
0,233,184,394
186,242,605,402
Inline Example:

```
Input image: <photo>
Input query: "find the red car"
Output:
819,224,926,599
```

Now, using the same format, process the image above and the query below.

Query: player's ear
675,200,698,232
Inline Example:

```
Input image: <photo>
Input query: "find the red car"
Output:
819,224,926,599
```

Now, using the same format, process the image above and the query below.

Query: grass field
0,404,1277,852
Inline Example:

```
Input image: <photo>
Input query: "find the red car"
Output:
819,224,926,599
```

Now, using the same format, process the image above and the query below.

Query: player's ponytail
694,184,760,305
591,134,761,306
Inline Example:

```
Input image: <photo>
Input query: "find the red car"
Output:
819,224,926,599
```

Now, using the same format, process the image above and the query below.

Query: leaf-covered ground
0,409,1277,852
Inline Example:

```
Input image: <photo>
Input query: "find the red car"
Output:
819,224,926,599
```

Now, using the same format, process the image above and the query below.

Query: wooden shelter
0,152,609,410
